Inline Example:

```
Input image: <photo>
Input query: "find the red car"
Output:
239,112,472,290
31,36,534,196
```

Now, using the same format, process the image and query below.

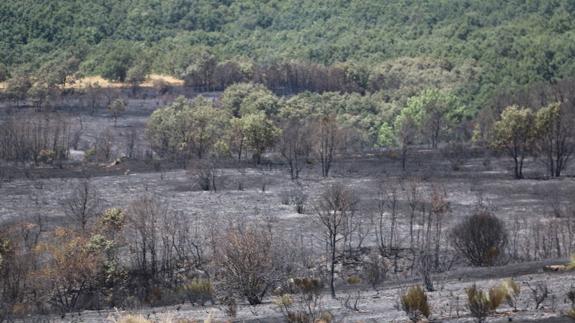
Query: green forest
1,0,574,110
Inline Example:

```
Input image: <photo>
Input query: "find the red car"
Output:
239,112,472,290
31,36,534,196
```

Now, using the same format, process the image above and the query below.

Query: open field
49,264,573,322
1,94,575,323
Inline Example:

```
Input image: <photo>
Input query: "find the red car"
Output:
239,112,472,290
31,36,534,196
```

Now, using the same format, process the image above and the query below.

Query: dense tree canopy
2,0,575,110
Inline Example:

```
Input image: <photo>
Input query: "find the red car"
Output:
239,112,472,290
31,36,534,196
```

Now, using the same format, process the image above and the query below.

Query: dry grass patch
64,74,183,89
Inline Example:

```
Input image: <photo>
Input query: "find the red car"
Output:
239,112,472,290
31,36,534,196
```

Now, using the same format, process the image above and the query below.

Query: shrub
466,285,491,322
84,147,97,161
215,226,281,305
100,208,126,232
527,282,548,310
400,285,431,322
114,314,152,323
189,160,219,192
502,278,521,311
221,296,237,318
567,308,575,320
343,276,362,312
182,278,213,306
567,286,575,307
466,284,508,322
275,277,327,323
363,252,387,290
568,255,575,270
280,188,308,214
451,210,508,266
291,188,307,214
38,149,56,164
488,285,507,310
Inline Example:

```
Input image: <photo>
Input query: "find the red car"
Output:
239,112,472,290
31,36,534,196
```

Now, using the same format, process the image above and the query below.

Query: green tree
377,122,395,147
221,83,279,117
394,112,417,171
99,44,136,82
4,74,32,106
126,61,150,90
492,105,535,179
242,112,280,164
179,47,217,91
0,63,9,82
147,96,230,161
403,89,460,149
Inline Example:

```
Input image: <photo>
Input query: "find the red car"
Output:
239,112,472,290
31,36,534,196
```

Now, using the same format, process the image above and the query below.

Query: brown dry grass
110,312,214,323
0,74,183,92
65,74,183,89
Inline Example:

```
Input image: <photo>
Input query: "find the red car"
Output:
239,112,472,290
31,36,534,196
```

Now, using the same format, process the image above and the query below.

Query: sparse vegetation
0,1,574,322
465,284,508,323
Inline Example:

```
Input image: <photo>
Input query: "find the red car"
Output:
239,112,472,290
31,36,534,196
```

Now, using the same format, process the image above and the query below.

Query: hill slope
1,0,574,107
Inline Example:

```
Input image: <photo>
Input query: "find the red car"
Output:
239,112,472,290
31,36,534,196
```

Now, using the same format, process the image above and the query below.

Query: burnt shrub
451,211,508,267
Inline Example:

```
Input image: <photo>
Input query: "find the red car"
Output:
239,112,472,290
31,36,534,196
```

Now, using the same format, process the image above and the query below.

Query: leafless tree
62,179,102,232
188,158,220,192
417,253,435,292
534,102,575,177
430,185,450,269
94,128,115,161
313,114,341,177
125,128,138,159
314,183,358,298
374,181,401,265
125,195,207,301
0,113,70,164
279,119,312,180
404,178,423,250
527,282,549,310
125,195,167,283
0,218,43,320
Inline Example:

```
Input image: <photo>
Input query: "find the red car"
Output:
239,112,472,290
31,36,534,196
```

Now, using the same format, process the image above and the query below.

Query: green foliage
241,112,281,163
126,61,150,86
100,208,125,232
147,96,230,160
97,43,138,82
4,74,32,103
396,88,463,148
492,105,535,178
2,0,575,111
492,106,535,150
377,122,395,147
0,63,8,82
400,285,431,322
221,83,278,117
